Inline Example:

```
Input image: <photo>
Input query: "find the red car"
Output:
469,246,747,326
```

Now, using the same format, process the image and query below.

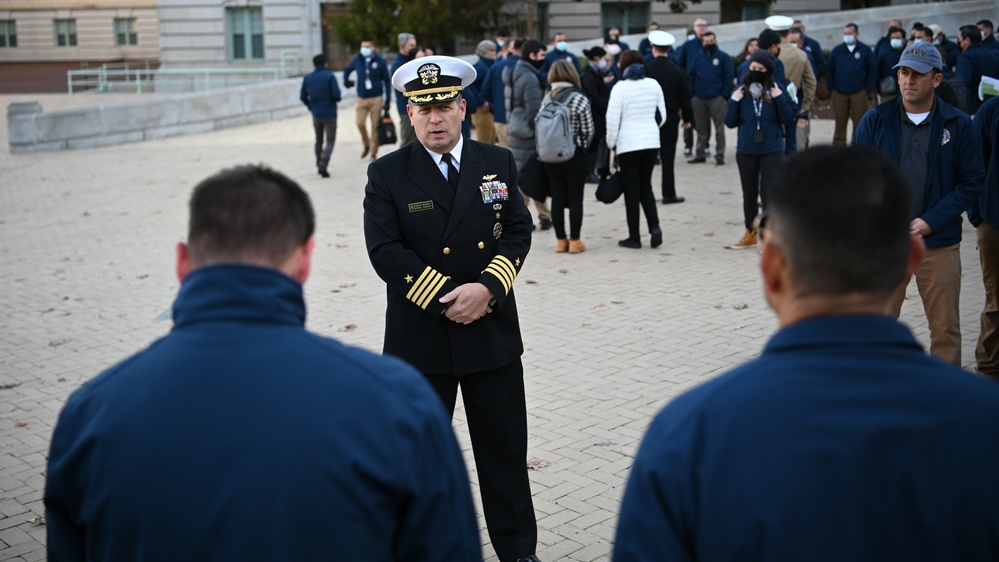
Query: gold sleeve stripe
492,256,517,283
406,267,433,300
417,275,449,310
485,264,513,295
411,270,444,307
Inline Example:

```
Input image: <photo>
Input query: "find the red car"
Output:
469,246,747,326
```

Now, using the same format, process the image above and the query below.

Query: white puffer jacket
605,77,666,155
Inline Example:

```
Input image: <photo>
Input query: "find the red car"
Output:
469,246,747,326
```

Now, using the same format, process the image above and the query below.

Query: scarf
623,64,646,80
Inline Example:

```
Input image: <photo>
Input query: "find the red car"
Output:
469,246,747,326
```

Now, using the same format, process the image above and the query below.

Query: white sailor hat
648,30,676,47
391,55,476,105
765,15,795,31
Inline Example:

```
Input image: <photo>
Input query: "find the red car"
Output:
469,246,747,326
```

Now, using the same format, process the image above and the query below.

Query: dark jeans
735,150,782,230
313,117,337,170
659,113,681,199
544,148,587,239
618,148,660,240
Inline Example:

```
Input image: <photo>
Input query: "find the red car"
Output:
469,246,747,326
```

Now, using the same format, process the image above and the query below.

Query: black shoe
655,156,661,166
650,227,663,248
661,196,685,205
715,155,725,165
540,218,553,231
517,556,542,562
586,173,600,184
618,238,641,249
688,156,706,164
318,168,330,178
530,223,537,232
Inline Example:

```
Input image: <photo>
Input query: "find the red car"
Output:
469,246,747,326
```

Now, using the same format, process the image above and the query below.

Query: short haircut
547,59,581,87
513,36,527,51
186,165,315,267
961,24,983,43
497,27,510,38
888,27,905,38
521,39,546,60
652,44,671,54
361,38,373,44
552,32,566,41
767,146,912,296
979,19,995,30
397,33,415,47
618,49,645,73
312,54,326,67
845,23,859,33
702,31,717,40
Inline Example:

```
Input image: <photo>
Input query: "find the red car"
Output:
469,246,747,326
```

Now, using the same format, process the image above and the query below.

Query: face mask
843,35,856,45
890,38,904,49
609,34,619,42
497,39,505,48
932,38,941,46
597,59,608,70
407,47,418,58
704,44,717,53
688,34,696,42
360,47,372,57
607,44,621,56
530,57,545,69
749,82,764,99
556,41,568,52
912,37,924,44
984,30,989,40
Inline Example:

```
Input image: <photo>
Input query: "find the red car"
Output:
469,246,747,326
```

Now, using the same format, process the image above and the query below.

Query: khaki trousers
472,107,496,144
830,89,871,145
355,96,382,157
977,222,999,376
495,122,509,148
889,243,962,366
796,118,810,151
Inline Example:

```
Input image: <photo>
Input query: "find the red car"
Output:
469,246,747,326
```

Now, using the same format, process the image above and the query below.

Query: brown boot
727,228,758,249
568,239,586,254
556,239,569,253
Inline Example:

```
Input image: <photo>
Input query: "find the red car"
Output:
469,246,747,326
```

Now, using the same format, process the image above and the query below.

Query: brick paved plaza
0,94,988,561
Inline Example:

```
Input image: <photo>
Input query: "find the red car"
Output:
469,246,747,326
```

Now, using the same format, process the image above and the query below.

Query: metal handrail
67,67,282,94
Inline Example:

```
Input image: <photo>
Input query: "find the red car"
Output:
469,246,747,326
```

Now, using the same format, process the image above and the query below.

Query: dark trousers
684,116,694,151
735,150,782,230
659,113,681,199
618,149,660,240
544,148,586,239
425,359,537,562
312,117,337,171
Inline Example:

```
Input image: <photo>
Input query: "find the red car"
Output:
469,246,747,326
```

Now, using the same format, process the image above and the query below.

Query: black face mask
407,47,418,58
743,70,770,87
704,44,717,54
529,57,545,69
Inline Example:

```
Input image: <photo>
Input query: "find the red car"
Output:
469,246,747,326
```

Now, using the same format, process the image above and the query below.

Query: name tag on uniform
480,181,509,204
408,200,434,213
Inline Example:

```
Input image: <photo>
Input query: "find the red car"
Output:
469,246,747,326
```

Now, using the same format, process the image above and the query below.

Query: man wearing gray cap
472,39,499,144
856,44,985,366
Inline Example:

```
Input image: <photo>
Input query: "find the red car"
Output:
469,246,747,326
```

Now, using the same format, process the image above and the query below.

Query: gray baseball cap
892,44,943,73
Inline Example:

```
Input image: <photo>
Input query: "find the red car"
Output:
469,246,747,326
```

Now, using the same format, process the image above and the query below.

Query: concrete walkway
0,95,988,561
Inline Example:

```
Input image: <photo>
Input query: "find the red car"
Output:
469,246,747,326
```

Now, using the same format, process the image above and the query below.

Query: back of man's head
312,54,326,67
186,165,315,269
961,24,984,44
768,146,912,296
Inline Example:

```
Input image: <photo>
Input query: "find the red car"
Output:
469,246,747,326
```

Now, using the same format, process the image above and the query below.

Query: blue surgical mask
890,38,904,49
932,38,941,46
360,47,372,57
843,35,856,45
912,38,925,45
556,41,568,52
687,34,696,42
497,39,505,48
597,59,608,69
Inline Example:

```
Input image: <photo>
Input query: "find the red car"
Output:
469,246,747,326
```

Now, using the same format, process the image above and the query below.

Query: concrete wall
7,76,306,152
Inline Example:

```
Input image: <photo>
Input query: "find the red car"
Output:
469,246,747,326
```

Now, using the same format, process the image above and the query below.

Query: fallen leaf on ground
338,324,357,332
526,458,550,470
733,303,749,310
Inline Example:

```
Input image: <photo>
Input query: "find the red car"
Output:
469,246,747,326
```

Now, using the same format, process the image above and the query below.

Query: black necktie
445,153,459,191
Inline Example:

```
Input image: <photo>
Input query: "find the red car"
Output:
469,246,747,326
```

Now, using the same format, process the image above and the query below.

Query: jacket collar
764,314,923,355
172,264,306,329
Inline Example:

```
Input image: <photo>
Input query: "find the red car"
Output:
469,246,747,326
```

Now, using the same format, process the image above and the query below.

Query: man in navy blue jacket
613,145,999,562
793,20,825,79
687,31,733,165
390,33,432,146
44,165,481,562
343,39,392,160
856,44,985,365
483,38,521,147
300,54,341,178
471,39,498,144
972,95,999,378
827,23,877,144
956,24,999,115
979,19,999,50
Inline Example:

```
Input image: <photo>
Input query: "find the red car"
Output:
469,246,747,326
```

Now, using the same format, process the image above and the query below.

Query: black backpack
939,70,970,114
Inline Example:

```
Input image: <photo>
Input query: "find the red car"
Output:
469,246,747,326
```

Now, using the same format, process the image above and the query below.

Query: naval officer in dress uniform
363,56,542,562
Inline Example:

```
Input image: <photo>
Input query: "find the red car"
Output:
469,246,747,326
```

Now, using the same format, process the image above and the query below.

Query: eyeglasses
753,212,772,243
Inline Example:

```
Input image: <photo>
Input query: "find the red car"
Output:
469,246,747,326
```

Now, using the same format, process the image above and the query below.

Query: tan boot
727,229,758,249
568,239,586,254
556,239,569,253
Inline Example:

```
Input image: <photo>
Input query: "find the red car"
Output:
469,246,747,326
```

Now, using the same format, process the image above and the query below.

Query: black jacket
646,55,694,124
364,140,532,376
581,64,610,144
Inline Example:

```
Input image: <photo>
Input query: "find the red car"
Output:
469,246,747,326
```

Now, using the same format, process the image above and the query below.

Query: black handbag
377,109,397,146
595,171,622,204
519,153,550,201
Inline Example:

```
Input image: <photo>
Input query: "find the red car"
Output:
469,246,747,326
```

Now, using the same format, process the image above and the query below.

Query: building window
54,19,77,47
115,17,138,46
226,7,264,60
601,2,650,36
0,20,16,47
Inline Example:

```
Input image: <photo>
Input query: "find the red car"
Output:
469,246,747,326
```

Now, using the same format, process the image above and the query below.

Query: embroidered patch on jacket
941,128,951,146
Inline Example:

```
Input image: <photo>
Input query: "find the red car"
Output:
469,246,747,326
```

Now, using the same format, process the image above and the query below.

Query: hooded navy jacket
688,46,734,99
855,97,984,248
827,40,876,95
45,265,480,562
